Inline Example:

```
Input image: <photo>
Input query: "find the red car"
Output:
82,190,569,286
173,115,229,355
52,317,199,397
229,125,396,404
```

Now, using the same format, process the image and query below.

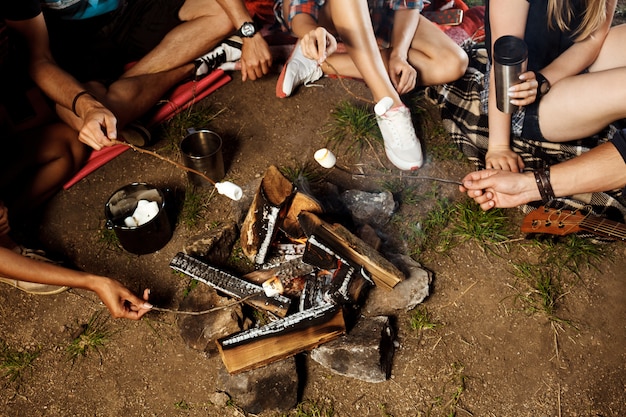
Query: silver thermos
493,35,528,113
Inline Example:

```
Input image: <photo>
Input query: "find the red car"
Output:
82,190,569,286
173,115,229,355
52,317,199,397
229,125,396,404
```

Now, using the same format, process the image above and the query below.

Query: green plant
160,104,226,151
66,311,113,362
323,100,382,157
293,399,335,417
180,187,212,229
428,362,467,417
409,306,439,332
174,399,191,410
280,162,322,185
99,227,120,251
0,340,39,385
448,199,512,248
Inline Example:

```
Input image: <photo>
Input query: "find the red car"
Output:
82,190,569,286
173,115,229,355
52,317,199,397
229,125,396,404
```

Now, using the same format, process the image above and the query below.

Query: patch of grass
409,306,439,332
174,399,191,410
427,362,468,417
510,234,611,321
0,340,39,386
159,104,226,152
182,279,200,299
180,186,212,229
99,227,120,251
323,100,382,157
280,162,323,185
448,199,512,248
66,311,113,363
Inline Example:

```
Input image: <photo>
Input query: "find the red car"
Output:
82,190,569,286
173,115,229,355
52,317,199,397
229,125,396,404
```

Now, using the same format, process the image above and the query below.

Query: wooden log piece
298,211,405,290
240,165,295,264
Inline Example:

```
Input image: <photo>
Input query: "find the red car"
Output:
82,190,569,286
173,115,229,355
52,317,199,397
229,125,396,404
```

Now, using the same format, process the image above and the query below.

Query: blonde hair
547,0,607,41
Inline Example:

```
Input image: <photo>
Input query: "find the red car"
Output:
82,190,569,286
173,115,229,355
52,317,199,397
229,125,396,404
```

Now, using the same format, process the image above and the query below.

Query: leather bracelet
71,90,94,117
533,167,555,204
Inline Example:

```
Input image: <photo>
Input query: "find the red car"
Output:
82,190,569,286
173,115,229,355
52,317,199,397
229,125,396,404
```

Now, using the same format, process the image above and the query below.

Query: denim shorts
521,98,546,141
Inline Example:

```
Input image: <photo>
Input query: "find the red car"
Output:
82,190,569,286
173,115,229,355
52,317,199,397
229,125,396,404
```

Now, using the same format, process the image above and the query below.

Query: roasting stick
314,148,463,185
148,293,263,316
111,139,243,200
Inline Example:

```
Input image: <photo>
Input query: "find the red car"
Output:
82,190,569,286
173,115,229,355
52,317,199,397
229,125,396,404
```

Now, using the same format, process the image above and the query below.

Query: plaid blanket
424,49,626,226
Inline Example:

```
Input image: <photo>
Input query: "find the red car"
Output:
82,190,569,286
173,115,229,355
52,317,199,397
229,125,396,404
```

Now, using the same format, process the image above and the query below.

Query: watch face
540,80,550,94
240,23,255,37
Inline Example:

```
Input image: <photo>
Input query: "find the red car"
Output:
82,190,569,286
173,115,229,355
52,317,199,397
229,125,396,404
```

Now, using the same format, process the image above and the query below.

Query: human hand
300,27,337,64
388,55,417,95
0,202,10,236
508,71,538,107
93,278,152,320
241,35,272,81
459,169,539,210
78,103,118,151
485,145,525,172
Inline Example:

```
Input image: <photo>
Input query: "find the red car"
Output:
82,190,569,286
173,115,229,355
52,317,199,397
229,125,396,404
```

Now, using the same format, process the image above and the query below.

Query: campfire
170,165,430,376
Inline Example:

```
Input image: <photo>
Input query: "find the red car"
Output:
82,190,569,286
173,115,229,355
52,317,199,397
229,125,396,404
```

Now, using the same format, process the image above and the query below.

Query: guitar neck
579,216,626,241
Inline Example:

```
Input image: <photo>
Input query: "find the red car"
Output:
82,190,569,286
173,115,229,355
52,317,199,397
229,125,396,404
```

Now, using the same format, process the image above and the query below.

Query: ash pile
170,165,431,413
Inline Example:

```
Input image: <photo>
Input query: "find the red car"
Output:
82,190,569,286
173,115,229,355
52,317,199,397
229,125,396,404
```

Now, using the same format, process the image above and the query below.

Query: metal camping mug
180,128,225,187
493,35,528,114
104,183,173,255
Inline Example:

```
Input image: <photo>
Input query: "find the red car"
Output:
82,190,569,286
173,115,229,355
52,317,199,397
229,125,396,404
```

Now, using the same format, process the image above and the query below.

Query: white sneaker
194,36,243,79
374,97,424,171
276,41,323,98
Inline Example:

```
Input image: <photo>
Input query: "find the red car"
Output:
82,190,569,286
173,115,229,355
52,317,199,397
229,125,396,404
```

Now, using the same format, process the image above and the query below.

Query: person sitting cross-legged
274,0,468,171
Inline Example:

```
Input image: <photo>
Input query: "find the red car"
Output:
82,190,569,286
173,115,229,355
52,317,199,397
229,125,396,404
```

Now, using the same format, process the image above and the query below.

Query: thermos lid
494,35,528,65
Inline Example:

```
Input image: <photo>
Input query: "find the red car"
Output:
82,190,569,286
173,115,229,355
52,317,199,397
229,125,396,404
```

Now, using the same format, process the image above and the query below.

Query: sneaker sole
276,43,300,98
276,61,290,98
385,147,423,171
0,277,70,295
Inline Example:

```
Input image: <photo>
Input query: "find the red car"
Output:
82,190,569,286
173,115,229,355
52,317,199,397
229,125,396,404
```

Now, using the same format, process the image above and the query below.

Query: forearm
487,70,512,149
550,142,626,197
0,247,104,291
390,9,419,59
215,0,254,32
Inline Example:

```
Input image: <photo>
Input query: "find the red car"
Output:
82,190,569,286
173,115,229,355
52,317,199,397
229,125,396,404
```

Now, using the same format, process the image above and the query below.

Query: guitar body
521,206,626,241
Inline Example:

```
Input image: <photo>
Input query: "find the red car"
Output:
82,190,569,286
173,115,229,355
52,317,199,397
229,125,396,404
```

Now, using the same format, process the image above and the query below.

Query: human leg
537,25,626,142
407,16,468,86
0,123,88,212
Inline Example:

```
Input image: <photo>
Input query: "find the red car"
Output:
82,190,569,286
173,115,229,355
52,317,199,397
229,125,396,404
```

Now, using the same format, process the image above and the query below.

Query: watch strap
535,72,551,100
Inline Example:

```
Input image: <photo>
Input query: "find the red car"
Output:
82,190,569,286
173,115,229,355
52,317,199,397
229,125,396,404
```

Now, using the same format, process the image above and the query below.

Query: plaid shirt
288,0,424,23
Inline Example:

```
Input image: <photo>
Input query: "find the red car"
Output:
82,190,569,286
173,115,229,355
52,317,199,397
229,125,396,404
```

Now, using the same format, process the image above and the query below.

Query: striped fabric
424,48,626,227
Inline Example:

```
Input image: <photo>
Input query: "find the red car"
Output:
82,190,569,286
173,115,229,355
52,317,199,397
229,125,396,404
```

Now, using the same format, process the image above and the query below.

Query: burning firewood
240,165,295,264
170,252,292,317
216,303,345,374
298,211,405,291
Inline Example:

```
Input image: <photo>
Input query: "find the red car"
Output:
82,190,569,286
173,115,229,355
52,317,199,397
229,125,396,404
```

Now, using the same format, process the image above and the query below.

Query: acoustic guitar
521,206,626,241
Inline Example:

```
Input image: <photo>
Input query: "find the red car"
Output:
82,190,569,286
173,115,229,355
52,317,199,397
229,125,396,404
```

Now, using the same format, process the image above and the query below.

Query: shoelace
379,108,417,149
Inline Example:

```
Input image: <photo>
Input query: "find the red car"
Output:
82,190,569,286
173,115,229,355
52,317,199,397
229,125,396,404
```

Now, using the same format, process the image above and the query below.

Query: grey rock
183,220,238,265
216,358,299,414
362,254,432,316
340,190,396,227
177,284,243,354
310,315,395,383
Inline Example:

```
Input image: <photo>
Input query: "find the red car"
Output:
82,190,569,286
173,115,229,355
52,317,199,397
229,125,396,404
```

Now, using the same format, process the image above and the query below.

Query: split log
170,252,291,317
281,191,323,238
217,303,345,374
240,165,295,264
298,211,405,290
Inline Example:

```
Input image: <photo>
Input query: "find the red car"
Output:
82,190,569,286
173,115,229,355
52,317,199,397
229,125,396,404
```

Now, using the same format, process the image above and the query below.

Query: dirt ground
2,11,626,417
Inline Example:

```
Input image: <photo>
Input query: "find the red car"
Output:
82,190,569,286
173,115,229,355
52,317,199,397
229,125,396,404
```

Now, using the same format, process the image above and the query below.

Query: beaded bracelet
71,90,94,117
533,167,555,204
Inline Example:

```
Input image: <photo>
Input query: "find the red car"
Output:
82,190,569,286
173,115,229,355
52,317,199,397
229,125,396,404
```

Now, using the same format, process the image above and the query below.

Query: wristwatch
237,22,256,38
535,72,551,99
